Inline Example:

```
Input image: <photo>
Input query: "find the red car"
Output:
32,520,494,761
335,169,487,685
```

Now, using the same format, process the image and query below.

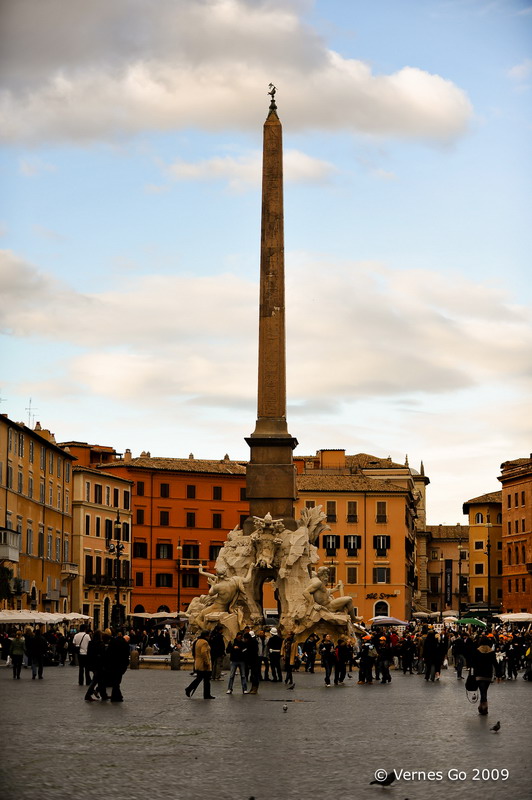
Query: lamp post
485,513,492,614
108,509,125,628
439,553,444,622
457,537,463,620
176,539,182,616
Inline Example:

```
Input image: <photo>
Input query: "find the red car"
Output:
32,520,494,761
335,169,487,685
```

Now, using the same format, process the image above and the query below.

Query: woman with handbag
471,635,497,715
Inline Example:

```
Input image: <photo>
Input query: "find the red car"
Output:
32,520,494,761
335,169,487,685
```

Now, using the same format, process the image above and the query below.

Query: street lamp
439,553,444,622
108,509,125,628
457,537,463,620
176,539,182,615
485,512,492,614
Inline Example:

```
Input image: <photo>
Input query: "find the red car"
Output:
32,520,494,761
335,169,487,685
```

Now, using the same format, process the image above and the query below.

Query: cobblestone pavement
0,661,530,800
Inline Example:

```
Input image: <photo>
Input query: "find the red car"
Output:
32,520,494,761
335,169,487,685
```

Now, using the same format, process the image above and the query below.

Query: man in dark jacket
209,625,226,680
27,626,48,679
103,630,130,702
266,628,283,682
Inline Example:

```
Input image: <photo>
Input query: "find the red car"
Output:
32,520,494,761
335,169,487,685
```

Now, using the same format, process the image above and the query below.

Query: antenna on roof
26,397,38,428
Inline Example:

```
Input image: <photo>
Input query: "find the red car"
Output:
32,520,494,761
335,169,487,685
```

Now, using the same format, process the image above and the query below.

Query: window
85,555,93,578
156,543,173,559
65,462,71,483
240,487,247,501
136,509,145,525
508,548,512,565
515,546,519,564
522,578,526,592
65,491,69,512
429,576,440,594
522,490,526,506
94,484,102,504
135,572,144,586
497,560,503,575
326,501,336,523
474,587,484,602
209,544,223,561
522,545,526,563
474,563,484,574
460,550,467,560
105,486,111,506
122,522,129,542
346,566,357,584
373,567,390,584
6,465,13,489
29,440,34,463
49,452,54,473
55,538,61,561
155,573,173,588
323,534,340,556
212,513,222,529
38,530,44,557
344,535,361,556
46,534,53,559
95,556,102,575
26,528,33,555
474,541,484,550
160,510,170,526
508,579,512,592
113,488,119,507
160,483,170,498
49,484,53,505
374,535,391,556
507,494,511,508
85,481,91,502
515,520,519,533
347,502,358,523
28,476,33,498
522,519,526,532
507,522,512,535
515,492,519,507
17,472,23,494
40,446,45,468
137,481,145,496
95,517,101,538
376,501,387,523
475,512,483,524
183,543,200,560
213,486,222,501
183,573,199,588
496,513,502,524
186,512,196,528
186,485,196,499
85,515,91,536
431,550,438,560
133,541,148,558
63,538,69,562
104,519,112,540
327,566,336,585
305,500,315,509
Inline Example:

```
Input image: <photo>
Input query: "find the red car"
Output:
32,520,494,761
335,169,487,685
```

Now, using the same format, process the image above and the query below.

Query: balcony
44,589,60,601
0,528,21,563
61,562,79,577
85,573,133,588
179,559,208,568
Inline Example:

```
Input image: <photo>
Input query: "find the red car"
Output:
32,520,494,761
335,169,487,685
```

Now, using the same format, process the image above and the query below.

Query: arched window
133,604,145,614
475,512,484,524
496,513,502,524
157,604,170,613
374,600,389,617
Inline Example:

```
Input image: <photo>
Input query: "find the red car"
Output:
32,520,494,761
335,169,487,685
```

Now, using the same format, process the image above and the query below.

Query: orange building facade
462,492,503,614
498,455,532,613
0,416,76,612
91,453,248,615
424,525,470,616
293,450,428,622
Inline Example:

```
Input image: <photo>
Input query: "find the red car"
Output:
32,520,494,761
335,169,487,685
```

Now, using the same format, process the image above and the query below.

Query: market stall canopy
456,617,487,627
0,610,92,624
496,613,532,623
369,616,409,626
132,612,188,620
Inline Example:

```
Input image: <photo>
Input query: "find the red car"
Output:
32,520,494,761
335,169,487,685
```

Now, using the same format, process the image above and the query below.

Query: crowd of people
2,620,531,715
184,623,532,713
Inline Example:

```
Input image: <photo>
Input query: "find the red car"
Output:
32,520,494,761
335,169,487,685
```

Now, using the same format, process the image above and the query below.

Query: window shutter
386,535,391,549
335,535,341,548
355,535,362,550
386,568,391,583
373,568,377,583
373,535,378,549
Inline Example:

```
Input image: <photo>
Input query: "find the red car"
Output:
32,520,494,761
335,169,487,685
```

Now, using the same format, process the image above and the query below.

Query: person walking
9,631,26,679
73,624,92,686
266,627,283,682
319,634,336,687
282,631,297,687
376,636,393,684
302,633,319,674
103,630,131,702
209,625,226,681
226,631,248,694
26,626,48,680
357,635,377,684
334,637,350,685
471,635,497,715
257,629,270,680
244,631,260,694
84,630,108,701
185,630,215,699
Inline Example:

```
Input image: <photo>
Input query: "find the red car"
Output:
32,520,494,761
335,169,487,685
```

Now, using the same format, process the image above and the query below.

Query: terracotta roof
345,453,406,470
73,465,132,483
463,490,502,506
425,525,469,540
99,457,246,475
296,474,407,493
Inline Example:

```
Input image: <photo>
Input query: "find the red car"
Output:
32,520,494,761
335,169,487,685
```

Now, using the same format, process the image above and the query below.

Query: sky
0,0,531,525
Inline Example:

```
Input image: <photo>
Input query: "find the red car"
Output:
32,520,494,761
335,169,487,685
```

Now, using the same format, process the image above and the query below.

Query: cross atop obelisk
245,86,298,528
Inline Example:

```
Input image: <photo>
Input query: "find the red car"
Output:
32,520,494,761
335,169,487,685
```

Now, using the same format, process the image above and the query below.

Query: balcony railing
85,573,133,587
0,528,21,563
179,558,208,568
61,562,79,577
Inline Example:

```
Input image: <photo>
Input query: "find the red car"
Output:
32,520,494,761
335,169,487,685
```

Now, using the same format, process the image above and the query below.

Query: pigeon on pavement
370,771,396,787
490,721,501,732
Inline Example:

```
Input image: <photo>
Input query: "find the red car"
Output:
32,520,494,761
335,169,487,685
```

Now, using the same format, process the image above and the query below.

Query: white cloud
19,158,56,177
508,58,532,81
2,249,530,413
0,0,472,144
167,148,335,191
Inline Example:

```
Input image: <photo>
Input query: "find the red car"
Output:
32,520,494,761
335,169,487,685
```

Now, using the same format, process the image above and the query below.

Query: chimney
124,449,132,462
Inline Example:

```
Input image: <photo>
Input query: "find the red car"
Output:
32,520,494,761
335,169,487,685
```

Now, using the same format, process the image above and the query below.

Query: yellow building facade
71,466,133,628
293,450,428,622
462,491,503,614
0,416,76,612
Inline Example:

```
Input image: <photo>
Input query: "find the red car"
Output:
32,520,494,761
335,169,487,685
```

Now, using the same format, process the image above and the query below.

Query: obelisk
245,85,298,528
